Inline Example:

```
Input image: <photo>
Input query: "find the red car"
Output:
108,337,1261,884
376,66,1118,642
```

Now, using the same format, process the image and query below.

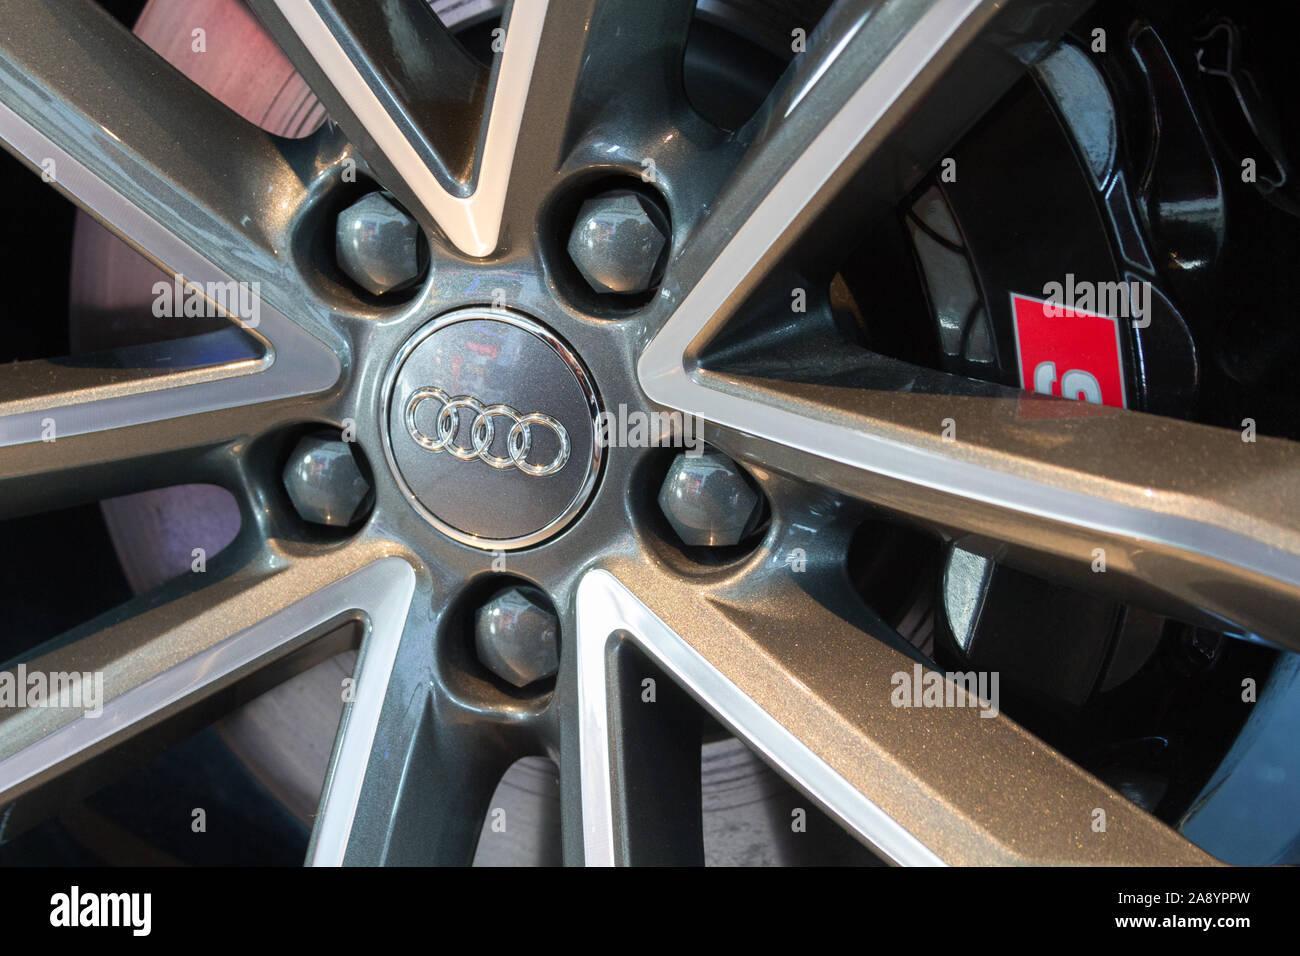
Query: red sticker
1010,293,1127,409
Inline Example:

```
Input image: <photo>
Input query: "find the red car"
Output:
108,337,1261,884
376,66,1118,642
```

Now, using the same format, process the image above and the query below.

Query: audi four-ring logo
404,387,571,477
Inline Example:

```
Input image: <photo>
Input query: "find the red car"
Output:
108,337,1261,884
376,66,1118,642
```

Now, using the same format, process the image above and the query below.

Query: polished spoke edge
0,96,339,446
306,557,416,866
267,0,548,257
642,0,994,373
0,557,413,842
574,569,944,867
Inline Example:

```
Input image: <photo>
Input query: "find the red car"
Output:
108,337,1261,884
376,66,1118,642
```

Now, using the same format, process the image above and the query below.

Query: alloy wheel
0,0,1295,866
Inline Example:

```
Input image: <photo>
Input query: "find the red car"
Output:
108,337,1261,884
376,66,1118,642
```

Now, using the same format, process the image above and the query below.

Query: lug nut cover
658,451,761,547
335,191,423,295
475,586,560,688
283,435,372,527
566,190,668,295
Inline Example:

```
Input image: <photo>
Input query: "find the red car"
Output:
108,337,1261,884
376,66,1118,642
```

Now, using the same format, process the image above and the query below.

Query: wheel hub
381,307,602,550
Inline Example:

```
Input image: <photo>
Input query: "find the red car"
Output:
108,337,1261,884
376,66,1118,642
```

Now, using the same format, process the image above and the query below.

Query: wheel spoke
0,337,340,520
248,0,486,197
576,565,1215,865
0,0,342,469
0,0,1276,871
307,568,532,866
317,687,529,866
0,545,411,843
563,614,706,866
642,0,1087,366
499,0,700,241
250,0,547,257
697,372,1300,652
0,0,337,319
251,0,700,257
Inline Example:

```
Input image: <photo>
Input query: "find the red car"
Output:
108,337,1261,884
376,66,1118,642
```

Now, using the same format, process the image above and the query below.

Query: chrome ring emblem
406,388,571,477
382,308,602,550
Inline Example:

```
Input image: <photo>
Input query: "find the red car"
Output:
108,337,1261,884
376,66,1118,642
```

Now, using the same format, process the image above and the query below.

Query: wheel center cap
382,309,601,549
